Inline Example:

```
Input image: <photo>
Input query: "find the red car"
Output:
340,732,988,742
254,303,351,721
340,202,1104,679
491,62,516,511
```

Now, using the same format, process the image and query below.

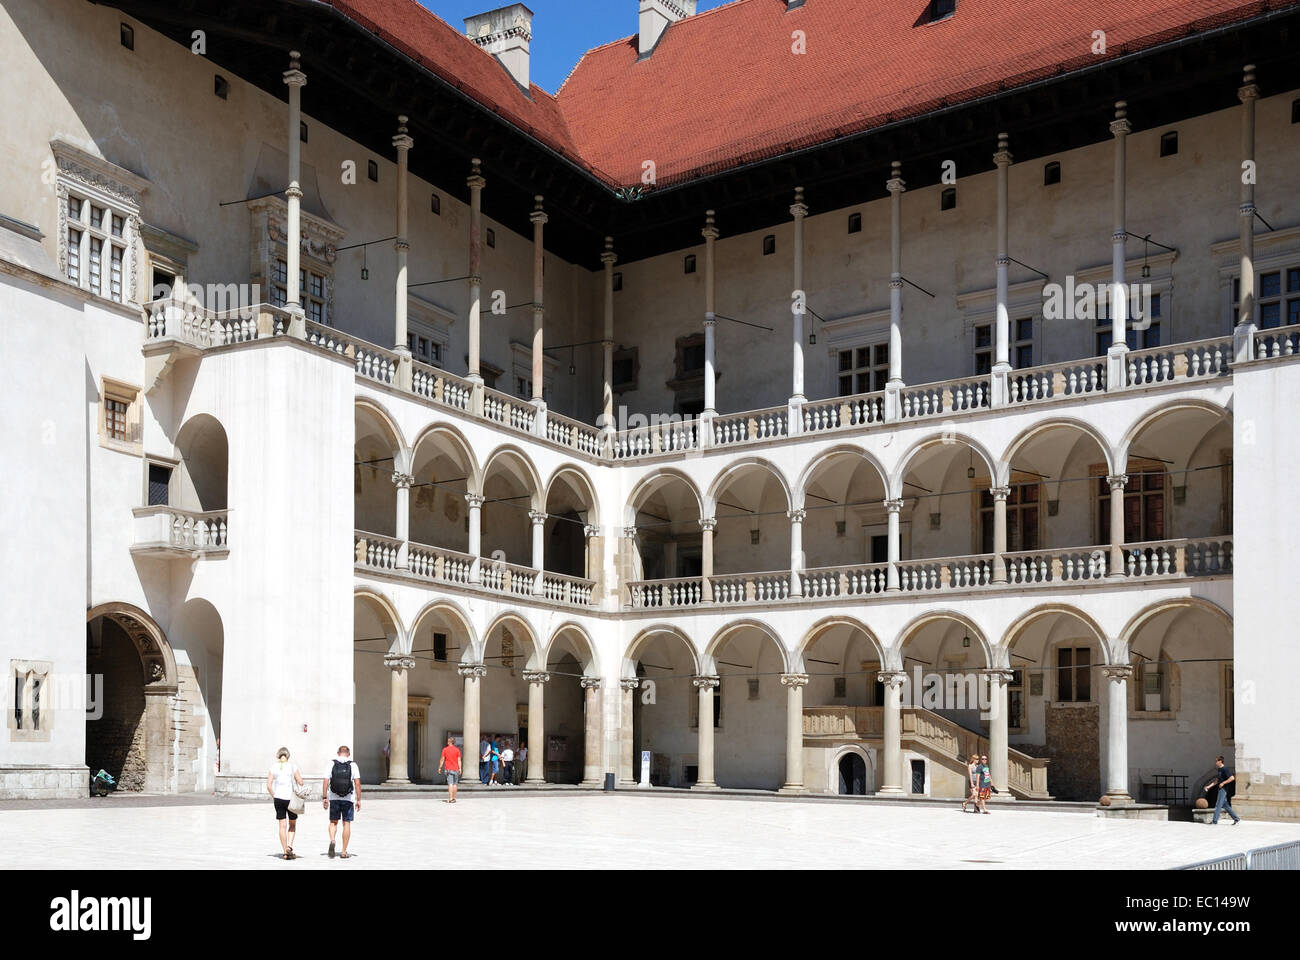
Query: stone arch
794,444,889,508
354,588,405,654
86,602,177,692
1117,596,1232,664
624,467,704,527
409,597,479,663
795,615,887,673
482,611,543,669
704,619,790,675
828,743,876,796
890,432,999,500
704,457,793,516
999,417,1116,487
173,413,229,511
1116,398,1231,467
894,609,993,671
410,421,482,491
481,444,544,507
355,397,409,472
545,464,600,529
1001,603,1108,663
544,622,599,676
623,623,701,676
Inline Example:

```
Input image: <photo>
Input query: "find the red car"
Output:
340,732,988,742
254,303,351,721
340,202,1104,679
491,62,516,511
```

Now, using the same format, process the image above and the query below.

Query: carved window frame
246,196,343,326
9,660,52,742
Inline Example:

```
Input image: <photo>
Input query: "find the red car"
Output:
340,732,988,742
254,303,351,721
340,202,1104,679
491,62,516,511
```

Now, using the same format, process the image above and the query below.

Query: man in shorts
323,745,361,859
438,735,462,803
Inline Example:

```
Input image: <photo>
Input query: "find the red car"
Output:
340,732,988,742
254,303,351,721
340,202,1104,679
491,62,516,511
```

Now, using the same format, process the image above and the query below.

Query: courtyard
2,792,1295,870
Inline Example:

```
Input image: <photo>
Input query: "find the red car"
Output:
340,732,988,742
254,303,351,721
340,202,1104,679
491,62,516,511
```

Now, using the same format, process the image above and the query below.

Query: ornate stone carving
1101,665,1134,681
383,655,417,671
391,472,414,489
780,673,810,688
876,670,907,688
692,676,720,690
464,493,485,509
619,678,641,691
522,670,551,684
579,677,602,690
457,664,488,680
1106,474,1129,493
786,509,807,523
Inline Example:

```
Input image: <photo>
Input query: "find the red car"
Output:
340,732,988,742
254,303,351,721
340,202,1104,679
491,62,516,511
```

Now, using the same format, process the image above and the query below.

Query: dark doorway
910,759,926,794
86,618,146,790
838,753,867,795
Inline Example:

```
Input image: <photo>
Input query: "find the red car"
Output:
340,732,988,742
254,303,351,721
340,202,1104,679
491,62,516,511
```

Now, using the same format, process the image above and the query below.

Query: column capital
790,185,808,219
1239,64,1259,102
701,209,719,242
1240,202,1256,218
528,509,547,525
392,116,413,152
464,492,485,508
1106,474,1129,492
703,311,716,326
522,670,551,684
993,131,1012,167
980,668,1016,686
391,472,414,489
780,673,810,688
383,654,416,671
283,51,307,87
284,183,304,201
692,675,721,690
786,508,807,523
1109,103,1131,138
529,195,548,225
583,523,600,539
877,670,907,688
1102,664,1134,681
886,159,905,194
467,157,486,191
883,497,905,514
457,664,488,680
699,517,717,532
620,677,641,691
989,485,1011,502
623,525,638,539
601,235,618,266
579,677,603,690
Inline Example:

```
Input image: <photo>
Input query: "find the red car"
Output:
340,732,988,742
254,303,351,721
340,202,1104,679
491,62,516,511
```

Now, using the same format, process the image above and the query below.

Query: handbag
287,792,306,815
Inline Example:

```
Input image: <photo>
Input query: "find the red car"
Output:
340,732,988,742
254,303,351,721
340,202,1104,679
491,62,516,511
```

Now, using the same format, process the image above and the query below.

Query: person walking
1204,755,1242,825
267,747,305,860
960,753,980,813
976,754,993,814
488,738,502,786
438,735,462,803
500,739,514,786
323,745,362,859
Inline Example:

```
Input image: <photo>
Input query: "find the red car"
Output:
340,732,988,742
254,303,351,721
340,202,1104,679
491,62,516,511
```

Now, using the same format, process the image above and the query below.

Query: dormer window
927,0,956,22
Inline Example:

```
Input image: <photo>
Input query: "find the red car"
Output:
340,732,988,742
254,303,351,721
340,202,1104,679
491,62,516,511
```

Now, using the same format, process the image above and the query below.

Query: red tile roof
326,0,1292,189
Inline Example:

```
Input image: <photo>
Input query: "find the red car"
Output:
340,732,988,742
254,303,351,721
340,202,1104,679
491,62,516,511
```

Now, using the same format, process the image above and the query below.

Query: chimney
466,3,534,89
638,0,696,57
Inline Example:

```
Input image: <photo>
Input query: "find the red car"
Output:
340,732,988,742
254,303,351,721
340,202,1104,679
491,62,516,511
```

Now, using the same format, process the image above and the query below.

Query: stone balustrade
541,571,596,606
709,571,791,604
482,387,537,434
799,563,889,598
1123,538,1233,578
711,406,788,447
144,297,283,346
900,376,990,419
408,542,475,585
411,361,472,412
627,577,705,608
545,411,604,456
1254,328,1300,359
803,705,883,737
1007,359,1107,404
306,322,397,385
132,506,229,558
1003,548,1109,583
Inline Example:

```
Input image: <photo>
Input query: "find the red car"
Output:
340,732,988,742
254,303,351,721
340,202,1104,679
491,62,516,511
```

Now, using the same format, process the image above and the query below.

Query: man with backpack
322,745,362,859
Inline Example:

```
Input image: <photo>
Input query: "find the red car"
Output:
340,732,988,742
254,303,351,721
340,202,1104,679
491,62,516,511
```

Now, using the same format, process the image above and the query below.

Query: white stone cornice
50,139,150,207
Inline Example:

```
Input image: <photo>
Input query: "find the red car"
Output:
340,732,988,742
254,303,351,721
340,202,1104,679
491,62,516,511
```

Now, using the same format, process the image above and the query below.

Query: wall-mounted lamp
962,635,971,648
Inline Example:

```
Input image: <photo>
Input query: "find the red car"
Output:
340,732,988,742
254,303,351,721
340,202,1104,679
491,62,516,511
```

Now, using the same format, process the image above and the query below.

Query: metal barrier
1178,839,1300,870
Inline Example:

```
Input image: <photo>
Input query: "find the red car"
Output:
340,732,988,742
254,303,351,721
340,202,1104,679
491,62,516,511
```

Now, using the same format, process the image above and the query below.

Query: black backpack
330,759,353,796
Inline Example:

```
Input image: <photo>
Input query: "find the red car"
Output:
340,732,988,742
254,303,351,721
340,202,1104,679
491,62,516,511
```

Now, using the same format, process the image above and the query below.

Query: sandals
339,851,351,859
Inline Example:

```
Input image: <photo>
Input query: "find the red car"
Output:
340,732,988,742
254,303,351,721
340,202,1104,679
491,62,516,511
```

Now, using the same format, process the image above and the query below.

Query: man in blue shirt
1204,755,1241,825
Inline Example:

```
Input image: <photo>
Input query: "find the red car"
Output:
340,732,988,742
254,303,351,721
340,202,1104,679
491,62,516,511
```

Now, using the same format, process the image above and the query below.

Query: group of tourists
265,745,362,860
479,736,525,786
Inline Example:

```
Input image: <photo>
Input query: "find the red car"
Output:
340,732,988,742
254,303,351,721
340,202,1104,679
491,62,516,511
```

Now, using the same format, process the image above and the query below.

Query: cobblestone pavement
3,792,1296,869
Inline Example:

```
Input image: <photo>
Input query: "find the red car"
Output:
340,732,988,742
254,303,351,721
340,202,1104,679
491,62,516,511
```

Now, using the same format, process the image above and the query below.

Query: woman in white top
267,746,305,860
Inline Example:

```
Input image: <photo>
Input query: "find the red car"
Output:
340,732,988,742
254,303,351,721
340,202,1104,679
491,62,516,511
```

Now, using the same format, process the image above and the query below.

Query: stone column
692,675,720,789
788,508,805,597
702,209,719,427
884,162,905,420
282,51,307,338
1102,664,1133,801
392,116,413,390
790,187,808,419
392,472,413,570
458,664,486,785
699,517,716,602
580,677,602,785
601,236,617,433
877,670,907,794
383,654,415,784
618,677,638,785
530,196,548,429
992,132,1012,406
990,485,1010,583
1108,102,1131,387
523,670,549,783
529,509,546,595
465,493,484,583
779,673,809,792
884,498,903,591
1235,66,1259,362
466,159,486,410
984,668,1014,797
1106,474,1128,577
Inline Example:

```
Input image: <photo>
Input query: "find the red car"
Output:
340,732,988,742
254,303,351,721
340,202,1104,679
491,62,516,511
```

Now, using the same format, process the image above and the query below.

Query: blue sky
422,0,733,93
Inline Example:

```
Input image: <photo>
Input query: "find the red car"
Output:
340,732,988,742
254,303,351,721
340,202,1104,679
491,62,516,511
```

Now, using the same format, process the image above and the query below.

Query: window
927,0,957,21
147,463,171,506
1293,99,1300,124
269,258,328,324
9,661,51,742
833,677,847,698
99,379,140,452
974,323,992,375
979,482,1040,552
1134,656,1169,713
430,193,441,216
684,254,696,274
848,212,862,234
367,160,379,182
1249,268,1300,329
1097,464,1165,544
1014,316,1033,368
762,235,776,256
63,194,130,301
485,228,496,249
747,678,760,701
612,346,638,393
1008,668,1025,731
299,121,308,143
1056,647,1091,702
120,23,134,50
214,75,230,100
54,140,146,305
1096,293,1161,353
407,333,442,366
837,343,889,395
612,271,622,291
1159,131,1178,157
940,187,957,211
1043,161,1061,186
433,633,448,662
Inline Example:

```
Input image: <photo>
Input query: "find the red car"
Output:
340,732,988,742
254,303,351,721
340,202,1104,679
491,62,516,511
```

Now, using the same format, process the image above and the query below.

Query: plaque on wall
1029,673,1044,696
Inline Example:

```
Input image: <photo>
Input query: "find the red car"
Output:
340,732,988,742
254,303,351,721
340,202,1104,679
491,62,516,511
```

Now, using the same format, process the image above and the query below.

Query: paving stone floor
2,792,1296,869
